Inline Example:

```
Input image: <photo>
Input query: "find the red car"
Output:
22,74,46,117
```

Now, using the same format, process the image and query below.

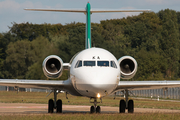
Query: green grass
0,113,180,120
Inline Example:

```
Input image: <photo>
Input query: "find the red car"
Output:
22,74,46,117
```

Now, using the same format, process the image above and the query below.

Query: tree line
0,9,180,81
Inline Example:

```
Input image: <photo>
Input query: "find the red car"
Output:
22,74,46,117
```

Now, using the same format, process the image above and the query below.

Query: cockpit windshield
97,61,109,67
75,60,117,68
111,61,117,68
75,60,82,68
84,61,96,66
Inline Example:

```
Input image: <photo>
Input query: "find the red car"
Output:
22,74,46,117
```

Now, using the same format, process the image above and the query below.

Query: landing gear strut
90,98,101,113
48,89,62,113
119,90,134,113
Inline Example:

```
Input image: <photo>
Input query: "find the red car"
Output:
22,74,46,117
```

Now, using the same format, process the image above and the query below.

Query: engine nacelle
42,55,63,79
118,56,137,79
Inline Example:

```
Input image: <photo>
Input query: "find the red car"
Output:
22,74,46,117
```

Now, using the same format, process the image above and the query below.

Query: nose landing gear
90,98,101,113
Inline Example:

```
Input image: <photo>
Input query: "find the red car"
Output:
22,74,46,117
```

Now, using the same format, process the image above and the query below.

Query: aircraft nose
88,69,118,84
80,68,119,94
89,75,118,90
73,67,120,97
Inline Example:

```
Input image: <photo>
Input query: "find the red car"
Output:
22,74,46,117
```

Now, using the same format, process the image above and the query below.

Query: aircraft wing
0,79,71,89
114,81,180,92
0,79,82,96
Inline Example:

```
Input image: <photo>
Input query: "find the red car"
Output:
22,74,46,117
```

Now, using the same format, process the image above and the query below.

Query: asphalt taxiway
0,103,180,114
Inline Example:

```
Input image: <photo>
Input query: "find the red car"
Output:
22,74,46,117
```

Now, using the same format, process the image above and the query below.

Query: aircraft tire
56,99,62,113
96,106,101,113
119,99,126,113
48,99,54,113
128,100,134,113
90,106,95,113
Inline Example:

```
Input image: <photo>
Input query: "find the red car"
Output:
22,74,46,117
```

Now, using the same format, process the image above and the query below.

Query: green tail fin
85,3,91,49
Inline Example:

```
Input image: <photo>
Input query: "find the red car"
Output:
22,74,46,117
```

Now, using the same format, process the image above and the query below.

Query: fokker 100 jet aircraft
1,3,180,113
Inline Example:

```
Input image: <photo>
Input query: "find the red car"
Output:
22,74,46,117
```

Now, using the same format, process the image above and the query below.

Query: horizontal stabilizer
24,8,87,13
24,8,151,14
91,9,151,13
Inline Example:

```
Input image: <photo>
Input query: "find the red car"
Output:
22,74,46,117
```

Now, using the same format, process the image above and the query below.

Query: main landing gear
48,90,62,113
119,90,134,113
47,89,134,114
90,98,101,113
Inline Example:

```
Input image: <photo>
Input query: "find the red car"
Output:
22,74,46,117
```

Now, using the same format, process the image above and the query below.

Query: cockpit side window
97,61,109,67
75,60,82,68
111,61,117,68
84,61,96,67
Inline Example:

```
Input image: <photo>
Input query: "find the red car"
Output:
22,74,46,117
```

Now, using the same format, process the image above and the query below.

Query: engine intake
118,56,137,79
42,55,63,79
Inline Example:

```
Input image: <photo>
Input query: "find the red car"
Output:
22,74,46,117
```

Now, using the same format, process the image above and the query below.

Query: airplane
0,2,180,114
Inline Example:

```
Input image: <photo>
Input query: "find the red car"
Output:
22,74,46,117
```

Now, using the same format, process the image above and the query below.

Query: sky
0,0,180,33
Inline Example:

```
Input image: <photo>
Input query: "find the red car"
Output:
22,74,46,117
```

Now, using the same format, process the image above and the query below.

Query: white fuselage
70,48,120,98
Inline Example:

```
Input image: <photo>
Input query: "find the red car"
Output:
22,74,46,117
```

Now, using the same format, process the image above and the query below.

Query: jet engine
118,56,137,79
42,55,63,79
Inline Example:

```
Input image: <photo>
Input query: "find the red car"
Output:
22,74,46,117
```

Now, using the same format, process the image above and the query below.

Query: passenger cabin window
75,60,82,68
111,61,117,68
84,61,95,67
98,61,109,67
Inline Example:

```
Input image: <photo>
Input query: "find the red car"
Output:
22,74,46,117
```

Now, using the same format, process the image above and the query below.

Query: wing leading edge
0,79,70,89
114,80,180,92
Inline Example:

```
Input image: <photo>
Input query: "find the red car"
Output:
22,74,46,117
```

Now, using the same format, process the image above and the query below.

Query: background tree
1,9,180,80
158,9,179,79
4,40,31,79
